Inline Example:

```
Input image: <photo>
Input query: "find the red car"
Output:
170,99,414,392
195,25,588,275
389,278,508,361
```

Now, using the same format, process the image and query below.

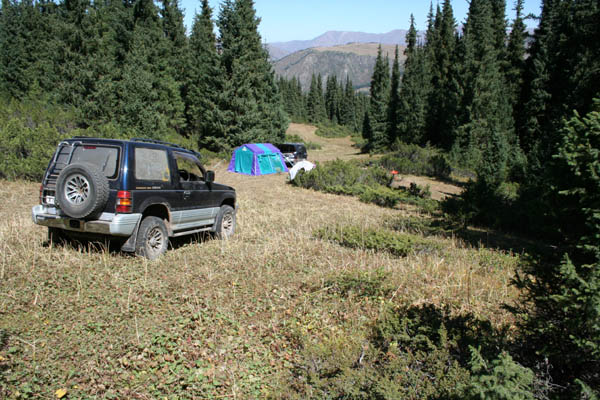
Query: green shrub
285,304,511,399
465,347,536,400
358,185,402,208
315,122,355,138
378,142,452,179
292,159,440,212
291,159,390,192
0,97,85,180
324,268,393,298
315,225,440,257
386,216,454,236
408,182,431,198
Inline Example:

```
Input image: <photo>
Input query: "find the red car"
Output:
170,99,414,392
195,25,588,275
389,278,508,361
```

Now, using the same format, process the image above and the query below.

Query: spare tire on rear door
56,162,109,219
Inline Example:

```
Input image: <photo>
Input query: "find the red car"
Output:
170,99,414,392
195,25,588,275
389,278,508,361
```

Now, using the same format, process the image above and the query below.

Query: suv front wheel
135,216,168,260
215,205,236,239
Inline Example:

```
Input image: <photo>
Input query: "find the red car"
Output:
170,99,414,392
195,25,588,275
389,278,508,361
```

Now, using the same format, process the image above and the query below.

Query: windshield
277,144,296,153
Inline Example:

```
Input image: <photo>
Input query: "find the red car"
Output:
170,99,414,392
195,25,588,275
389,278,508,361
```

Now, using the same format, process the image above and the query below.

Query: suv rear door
131,145,179,214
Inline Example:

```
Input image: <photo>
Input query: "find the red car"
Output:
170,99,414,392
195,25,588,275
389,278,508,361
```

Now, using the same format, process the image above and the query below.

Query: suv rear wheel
135,216,168,260
56,162,109,219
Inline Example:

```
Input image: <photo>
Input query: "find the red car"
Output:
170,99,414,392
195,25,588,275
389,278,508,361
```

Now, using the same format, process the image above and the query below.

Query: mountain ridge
268,29,420,60
272,43,405,91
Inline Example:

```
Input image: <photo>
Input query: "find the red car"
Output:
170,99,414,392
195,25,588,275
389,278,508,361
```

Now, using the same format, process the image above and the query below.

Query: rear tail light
116,190,132,213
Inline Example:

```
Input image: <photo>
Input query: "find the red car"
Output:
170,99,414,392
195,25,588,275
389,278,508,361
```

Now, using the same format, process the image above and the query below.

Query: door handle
183,191,191,200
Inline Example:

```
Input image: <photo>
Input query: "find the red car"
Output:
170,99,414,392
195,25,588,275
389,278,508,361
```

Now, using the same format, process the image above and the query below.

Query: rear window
71,145,119,178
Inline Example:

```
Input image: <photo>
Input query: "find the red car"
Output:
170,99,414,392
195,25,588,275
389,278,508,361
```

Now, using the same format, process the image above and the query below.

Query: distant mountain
268,30,421,60
273,43,405,91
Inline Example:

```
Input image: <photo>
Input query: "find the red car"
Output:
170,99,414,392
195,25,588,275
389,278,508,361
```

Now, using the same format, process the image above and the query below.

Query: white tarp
289,160,316,180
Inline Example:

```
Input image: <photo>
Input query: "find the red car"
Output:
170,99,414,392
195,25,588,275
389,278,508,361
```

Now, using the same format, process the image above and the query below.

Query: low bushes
0,96,133,181
291,159,440,212
286,303,542,399
314,122,356,138
324,268,393,299
376,142,454,179
291,159,390,191
315,225,441,257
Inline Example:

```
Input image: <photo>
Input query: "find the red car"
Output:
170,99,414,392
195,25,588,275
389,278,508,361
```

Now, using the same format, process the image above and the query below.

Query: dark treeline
281,0,600,396
0,0,287,151
358,0,600,397
277,73,369,133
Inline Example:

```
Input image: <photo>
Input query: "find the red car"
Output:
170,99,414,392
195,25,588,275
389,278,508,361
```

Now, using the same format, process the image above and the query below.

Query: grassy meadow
0,125,521,398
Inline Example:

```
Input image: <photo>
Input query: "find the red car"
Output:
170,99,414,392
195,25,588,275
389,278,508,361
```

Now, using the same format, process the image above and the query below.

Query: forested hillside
0,0,287,159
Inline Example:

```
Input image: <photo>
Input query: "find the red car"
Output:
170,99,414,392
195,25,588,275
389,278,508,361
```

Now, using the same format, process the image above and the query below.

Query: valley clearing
0,125,519,398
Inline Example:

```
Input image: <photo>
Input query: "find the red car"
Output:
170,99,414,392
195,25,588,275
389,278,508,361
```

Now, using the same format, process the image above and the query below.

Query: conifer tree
364,45,390,151
457,0,514,185
516,101,600,396
506,0,527,122
339,76,356,130
113,0,184,138
0,0,59,98
425,0,458,148
217,0,287,148
185,0,223,147
160,0,187,86
517,0,554,159
325,75,340,123
385,45,401,145
397,15,429,144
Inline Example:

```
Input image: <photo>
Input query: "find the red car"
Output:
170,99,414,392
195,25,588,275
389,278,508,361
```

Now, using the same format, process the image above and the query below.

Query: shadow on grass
453,225,559,258
43,231,218,257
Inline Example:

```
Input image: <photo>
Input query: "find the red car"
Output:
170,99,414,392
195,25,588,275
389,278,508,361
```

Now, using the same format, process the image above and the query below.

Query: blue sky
180,0,543,42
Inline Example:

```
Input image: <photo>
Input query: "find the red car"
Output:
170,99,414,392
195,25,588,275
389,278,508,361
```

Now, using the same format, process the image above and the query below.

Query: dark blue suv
32,138,236,259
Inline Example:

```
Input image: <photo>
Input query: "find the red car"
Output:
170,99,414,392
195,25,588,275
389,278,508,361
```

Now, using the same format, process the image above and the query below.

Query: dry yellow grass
0,127,519,398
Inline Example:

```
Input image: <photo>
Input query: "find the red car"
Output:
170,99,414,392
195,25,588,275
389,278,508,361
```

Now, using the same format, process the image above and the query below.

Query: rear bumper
31,205,141,237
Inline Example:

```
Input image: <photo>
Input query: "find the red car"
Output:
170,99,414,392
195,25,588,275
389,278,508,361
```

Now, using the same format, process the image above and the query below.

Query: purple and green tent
227,143,288,176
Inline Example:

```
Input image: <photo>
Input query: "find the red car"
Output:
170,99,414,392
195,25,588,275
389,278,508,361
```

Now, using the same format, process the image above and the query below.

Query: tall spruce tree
216,0,287,148
113,0,184,138
185,0,223,148
397,15,429,145
385,45,401,145
457,0,514,185
160,0,187,94
506,0,527,124
306,73,326,123
325,75,340,123
363,44,390,151
515,101,600,397
339,76,356,130
425,0,458,148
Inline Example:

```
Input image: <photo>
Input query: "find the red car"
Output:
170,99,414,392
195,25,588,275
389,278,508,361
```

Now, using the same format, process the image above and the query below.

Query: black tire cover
56,162,109,219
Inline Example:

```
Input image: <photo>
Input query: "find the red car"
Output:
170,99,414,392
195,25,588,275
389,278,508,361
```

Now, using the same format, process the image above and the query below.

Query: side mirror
205,170,215,183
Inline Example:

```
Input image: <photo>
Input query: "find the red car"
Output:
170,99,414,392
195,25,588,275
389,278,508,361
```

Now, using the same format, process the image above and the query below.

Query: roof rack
131,138,202,160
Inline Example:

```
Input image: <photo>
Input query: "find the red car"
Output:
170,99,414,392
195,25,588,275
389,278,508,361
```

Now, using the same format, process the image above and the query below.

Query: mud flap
120,219,141,253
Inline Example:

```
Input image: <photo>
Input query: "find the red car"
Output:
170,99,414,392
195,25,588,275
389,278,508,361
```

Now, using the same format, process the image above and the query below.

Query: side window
175,153,204,182
135,148,170,181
